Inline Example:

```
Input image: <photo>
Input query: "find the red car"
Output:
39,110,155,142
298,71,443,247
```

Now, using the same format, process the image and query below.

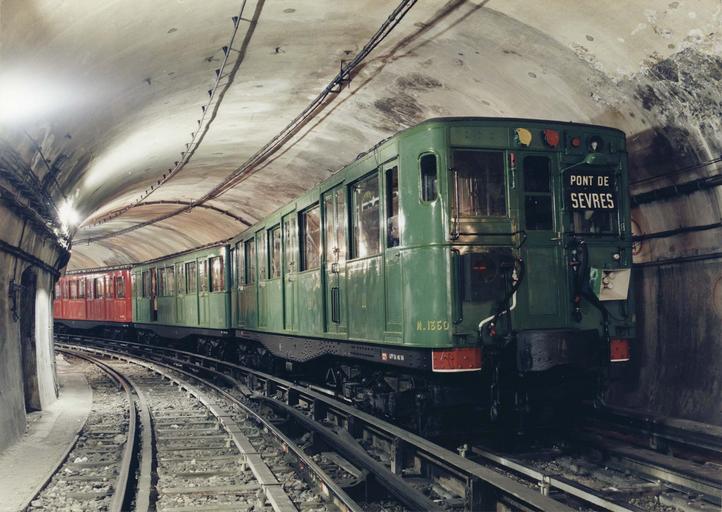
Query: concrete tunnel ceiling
0,0,720,271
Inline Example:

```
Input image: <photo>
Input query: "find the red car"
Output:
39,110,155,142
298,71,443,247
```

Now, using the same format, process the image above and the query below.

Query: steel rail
59,342,359,512
56,348,141,512
582,404,722,458
58,335,577,512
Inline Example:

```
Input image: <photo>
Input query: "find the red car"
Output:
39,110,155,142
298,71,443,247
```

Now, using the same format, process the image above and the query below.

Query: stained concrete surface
0,354,91,512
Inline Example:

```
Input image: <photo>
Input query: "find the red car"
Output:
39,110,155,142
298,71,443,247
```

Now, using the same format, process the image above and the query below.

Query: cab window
524,156,553,230
420,154,437,201
451,150,506,217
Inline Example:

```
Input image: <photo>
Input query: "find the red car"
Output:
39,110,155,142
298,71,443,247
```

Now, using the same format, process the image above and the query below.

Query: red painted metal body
53,269,133,324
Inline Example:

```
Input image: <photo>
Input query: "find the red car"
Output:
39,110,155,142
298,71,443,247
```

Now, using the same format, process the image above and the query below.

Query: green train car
127,117,634,425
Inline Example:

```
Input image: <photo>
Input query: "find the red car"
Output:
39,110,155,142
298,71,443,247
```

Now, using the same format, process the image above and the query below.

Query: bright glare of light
58,199,80,234
0,70,74,124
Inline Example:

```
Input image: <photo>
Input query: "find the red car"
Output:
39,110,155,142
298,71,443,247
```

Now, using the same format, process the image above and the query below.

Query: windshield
451,150,506,217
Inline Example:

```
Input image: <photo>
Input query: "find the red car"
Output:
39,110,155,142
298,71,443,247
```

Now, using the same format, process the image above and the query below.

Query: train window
115,277,125,298
324,194,335,259
142,271,151,298
210,256,224,292
158,268,166,296
78,279,86,299
451,150,506,217
257,231,267,279
386,166,400,248
176,263,185,295
94,277,104,298
573,210,613,234
420,154,437,201
523,156,553,230
166,266,175,295
245,239,256,284
350,173,380,259
69,280,78,299
54,283,61,299
235,243,245,286
186,262,197,293
199,260,209,292
269,226,281,279
524,156,551,193
284,215,298,273
300,205,321,270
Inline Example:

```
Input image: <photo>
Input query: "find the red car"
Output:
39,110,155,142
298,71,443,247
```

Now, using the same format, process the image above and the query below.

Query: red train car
54,268,133,328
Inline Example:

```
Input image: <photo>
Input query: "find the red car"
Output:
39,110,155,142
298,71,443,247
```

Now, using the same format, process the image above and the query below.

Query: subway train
55,117,635,430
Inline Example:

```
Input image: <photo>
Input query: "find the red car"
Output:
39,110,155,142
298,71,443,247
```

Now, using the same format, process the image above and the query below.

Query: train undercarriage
56,320,607,436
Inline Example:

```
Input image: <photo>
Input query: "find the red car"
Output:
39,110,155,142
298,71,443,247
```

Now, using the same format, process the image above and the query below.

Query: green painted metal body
132,245,231,330
227,117,635,353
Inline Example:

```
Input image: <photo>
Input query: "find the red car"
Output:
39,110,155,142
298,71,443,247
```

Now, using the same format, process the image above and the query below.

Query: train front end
435,118,635,424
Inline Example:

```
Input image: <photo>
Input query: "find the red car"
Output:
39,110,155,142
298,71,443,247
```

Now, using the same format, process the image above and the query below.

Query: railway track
26,352,138,512
55,333,722,512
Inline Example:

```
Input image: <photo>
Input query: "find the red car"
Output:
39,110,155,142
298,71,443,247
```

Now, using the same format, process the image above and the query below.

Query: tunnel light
0,70,71,124
58,199,80,233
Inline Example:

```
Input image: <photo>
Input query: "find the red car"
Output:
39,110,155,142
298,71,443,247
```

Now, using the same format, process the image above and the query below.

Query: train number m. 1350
566,172,617,210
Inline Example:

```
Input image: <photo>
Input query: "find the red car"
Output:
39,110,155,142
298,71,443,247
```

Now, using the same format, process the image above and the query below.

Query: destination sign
566,171,617,210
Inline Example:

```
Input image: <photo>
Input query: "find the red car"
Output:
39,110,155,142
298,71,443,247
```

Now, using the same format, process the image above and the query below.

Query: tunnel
0,0,720,503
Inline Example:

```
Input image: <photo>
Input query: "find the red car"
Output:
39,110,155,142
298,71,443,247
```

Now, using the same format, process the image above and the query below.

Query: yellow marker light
515,128,532,146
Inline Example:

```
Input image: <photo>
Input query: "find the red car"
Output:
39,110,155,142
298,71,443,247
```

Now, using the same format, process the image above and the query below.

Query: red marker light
610,338,631,362
543,129,560,147
571,136,582,148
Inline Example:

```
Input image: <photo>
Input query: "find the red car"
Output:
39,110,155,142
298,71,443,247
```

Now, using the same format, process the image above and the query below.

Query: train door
323,185,347,334
199,258,209,326
517,152,566,327
383,162,402,335
282,213,298,331
150,268,158,322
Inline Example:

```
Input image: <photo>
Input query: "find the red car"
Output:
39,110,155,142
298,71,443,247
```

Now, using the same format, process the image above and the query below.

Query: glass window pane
524,156,551,192
78,279,85,299
452,151,506,217
177,264,185,294
257,232,267,280
335,189,346,261
167,267,175,295
351,173,380,259
269,227,281,279
386,167,400,248
158,268,166,296
199,260,209,292
324,194,335,261
420,154,437,201
573,211,612,233
94,278,104,298
70,280,78,299
116,277,125,298
186,262,197,293
283,217,297,274
236,242,245,286
210,256,224,291
245,239,256,284
301,205,321,270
